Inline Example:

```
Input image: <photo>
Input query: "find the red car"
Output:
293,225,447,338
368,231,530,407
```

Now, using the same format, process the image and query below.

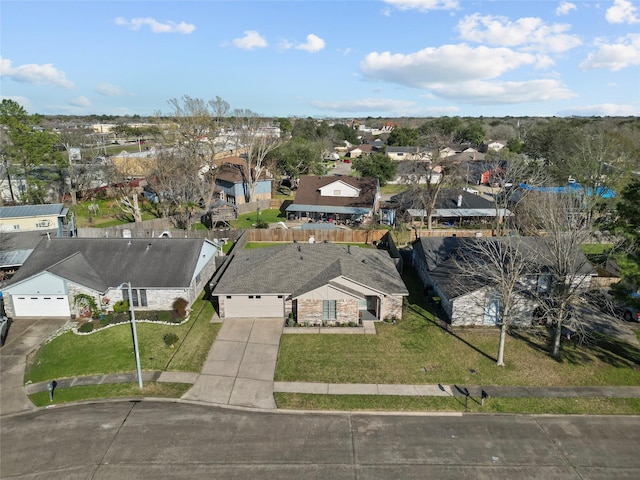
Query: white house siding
318,181,359,198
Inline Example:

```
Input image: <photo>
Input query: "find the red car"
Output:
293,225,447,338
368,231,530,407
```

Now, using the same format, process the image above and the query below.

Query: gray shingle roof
213,243,408,297
414,236,595,299
0,204,66,219
6,238,212,292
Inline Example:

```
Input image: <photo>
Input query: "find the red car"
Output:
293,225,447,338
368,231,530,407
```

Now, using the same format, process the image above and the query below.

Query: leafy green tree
0,99,62,203
506,138,523,154
456,120,485,147
269,137,324,181
277,117,292,136
613,179,640,289
330,123,359,145
386,127,419,146
291,118,330,141
352,152,397,185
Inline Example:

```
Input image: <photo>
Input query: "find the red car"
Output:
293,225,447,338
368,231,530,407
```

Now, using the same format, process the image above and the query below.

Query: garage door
13,295,71,317
224,295,284,318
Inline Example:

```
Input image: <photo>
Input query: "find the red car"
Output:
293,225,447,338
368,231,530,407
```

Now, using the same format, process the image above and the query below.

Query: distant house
412,236,595,326
1,238,220,318
214,162,273,205
386,146,431,161
388,161,441,185
285,175,380,223
213,243,408,323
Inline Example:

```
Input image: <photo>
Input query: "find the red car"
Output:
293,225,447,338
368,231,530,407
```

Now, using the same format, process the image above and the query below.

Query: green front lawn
24,295,220,384
275,268,640,388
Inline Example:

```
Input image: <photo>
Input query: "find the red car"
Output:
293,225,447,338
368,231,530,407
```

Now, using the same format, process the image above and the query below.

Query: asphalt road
2,401,639,479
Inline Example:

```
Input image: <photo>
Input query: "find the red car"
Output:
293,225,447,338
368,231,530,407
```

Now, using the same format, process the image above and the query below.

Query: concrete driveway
183,317,283,409
0,317,68,415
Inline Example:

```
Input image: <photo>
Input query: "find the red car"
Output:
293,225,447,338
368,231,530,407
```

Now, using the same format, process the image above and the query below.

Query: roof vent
146,243,151,250
347,245,351,254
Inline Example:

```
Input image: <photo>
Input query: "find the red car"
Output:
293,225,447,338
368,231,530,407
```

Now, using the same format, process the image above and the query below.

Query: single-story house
386,146,431,161
214,161,273,205
387,161,441,185
286,175,380,224
0,203,74,236
390,189,511,227
1,237,220,318
213,243,408,323
411,236,595,326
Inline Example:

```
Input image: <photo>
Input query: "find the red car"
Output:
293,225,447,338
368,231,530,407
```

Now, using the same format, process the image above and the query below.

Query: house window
131,289,139,307
227,195,236,205
139,289,148,307
249,295,254,299
226,295,232,299
13,224,20,230
323,300,337,320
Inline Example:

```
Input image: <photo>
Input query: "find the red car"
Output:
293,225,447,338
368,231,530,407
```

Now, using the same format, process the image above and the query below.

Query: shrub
163,332,179,347
286,317,296,327
255,221,269,229
78,322,94,333
172,298,188,318
113,300,129,314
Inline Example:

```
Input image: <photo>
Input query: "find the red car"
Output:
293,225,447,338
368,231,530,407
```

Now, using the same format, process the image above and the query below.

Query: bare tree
524,192,595,359
454,237,535,366
230,113,281,202
56,127,96,205
485,154,548,235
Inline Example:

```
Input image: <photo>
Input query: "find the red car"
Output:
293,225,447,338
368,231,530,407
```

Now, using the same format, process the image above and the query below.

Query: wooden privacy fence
245,228,388,244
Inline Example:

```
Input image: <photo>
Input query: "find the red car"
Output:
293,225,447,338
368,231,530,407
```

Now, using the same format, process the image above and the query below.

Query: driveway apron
0,318,68,415
183,317,283,409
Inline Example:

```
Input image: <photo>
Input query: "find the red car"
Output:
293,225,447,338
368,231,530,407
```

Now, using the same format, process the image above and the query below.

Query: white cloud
114,17,195,34
556,2,577,16
95,83,123,96
605,0,640,24
556,103,638,116
428,79,575,104
69,96,91,108
0,57,74,88
233,31,268,50
0,95,31,108
580,33,640,71
295,34,325,53
456,14,581,53
384,0,459,12
360,44,540,87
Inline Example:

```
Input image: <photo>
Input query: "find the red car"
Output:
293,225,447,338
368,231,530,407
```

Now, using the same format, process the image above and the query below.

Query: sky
1,0,639,118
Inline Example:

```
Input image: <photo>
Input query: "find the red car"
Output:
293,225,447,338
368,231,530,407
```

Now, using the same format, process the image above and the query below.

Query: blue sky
1,0,639,118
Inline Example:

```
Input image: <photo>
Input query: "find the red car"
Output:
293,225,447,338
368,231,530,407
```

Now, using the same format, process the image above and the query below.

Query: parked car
0,316,9,346
618,292,640,322
586,290,640,322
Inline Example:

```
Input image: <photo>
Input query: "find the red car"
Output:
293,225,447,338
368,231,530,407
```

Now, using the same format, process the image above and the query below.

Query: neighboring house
386,146,431,161
346,147,363,158
484,141,506,152
213,243,408,323
412,236,595,326
214,162,273,205
1,238,220,318
388,161,441,185
0,204,75,236
110,149,158,177
285,176,380,223
390,189,511,227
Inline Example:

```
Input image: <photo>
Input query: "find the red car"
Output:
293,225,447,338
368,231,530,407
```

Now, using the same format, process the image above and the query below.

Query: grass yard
231,209,285,229
29,383,191,407
70,198,156,228
275,394,640,415
275,268,640,388
24,295,220,384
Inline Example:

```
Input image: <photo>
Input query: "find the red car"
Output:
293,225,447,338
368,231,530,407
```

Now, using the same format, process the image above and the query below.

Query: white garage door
224,295,284,318
13,295,71,317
